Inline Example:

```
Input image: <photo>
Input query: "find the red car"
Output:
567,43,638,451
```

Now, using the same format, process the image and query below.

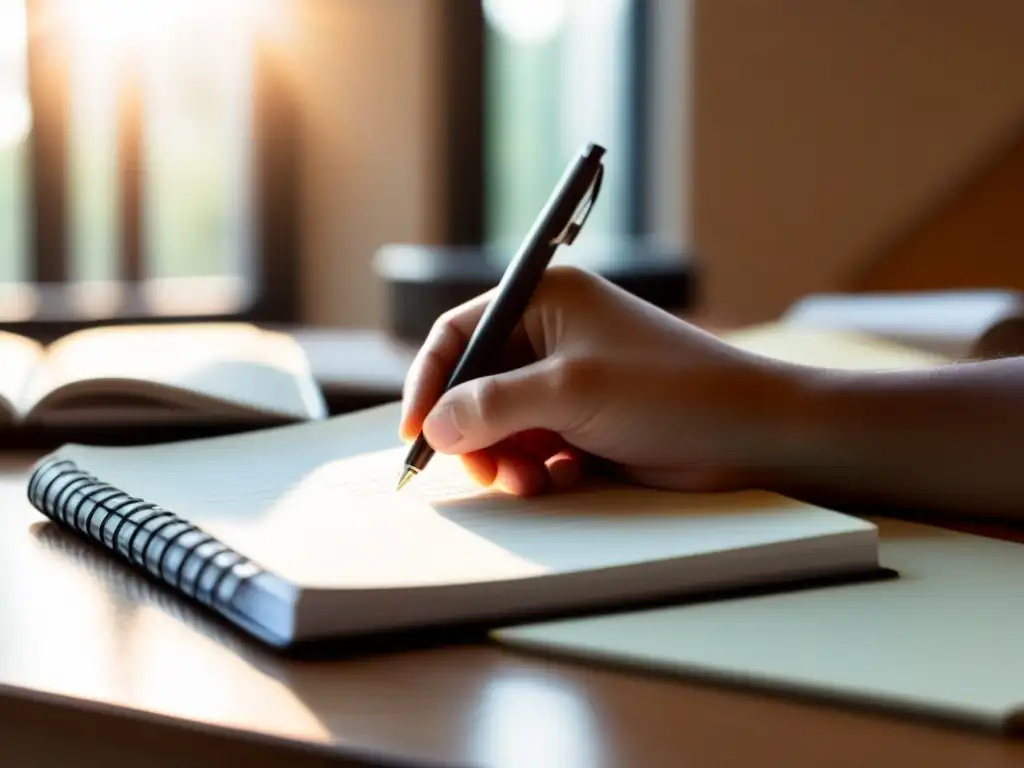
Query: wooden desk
3,327,1024,766
2,459,1024,767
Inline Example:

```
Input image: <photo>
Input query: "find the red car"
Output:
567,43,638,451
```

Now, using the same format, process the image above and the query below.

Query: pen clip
551,164,605,246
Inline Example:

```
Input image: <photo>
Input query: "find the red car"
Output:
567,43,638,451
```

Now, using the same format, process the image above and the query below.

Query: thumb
422,361,569,453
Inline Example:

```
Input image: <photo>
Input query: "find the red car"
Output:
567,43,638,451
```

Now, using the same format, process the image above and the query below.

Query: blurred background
1,0,1023,342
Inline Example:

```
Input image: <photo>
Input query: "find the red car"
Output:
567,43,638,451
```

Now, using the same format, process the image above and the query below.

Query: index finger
399,287,498,441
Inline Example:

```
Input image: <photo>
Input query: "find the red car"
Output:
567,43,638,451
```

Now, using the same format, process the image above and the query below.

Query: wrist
738,361,845,493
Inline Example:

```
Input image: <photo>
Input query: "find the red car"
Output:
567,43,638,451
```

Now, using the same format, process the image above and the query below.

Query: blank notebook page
54,416,874,591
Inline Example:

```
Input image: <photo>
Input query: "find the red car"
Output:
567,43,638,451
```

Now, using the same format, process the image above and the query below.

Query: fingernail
423,404,463,450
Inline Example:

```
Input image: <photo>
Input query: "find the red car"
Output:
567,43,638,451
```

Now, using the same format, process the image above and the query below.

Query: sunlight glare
470,672,601,768
0,0,27,57
0,0,29,150
62,0,281,47
483,0,568,44
0,87,30,150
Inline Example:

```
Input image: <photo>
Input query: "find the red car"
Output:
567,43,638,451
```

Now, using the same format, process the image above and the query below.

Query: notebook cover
493,519,1024,734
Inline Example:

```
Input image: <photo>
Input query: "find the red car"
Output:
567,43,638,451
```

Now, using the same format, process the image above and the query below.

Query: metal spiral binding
26,455,264,613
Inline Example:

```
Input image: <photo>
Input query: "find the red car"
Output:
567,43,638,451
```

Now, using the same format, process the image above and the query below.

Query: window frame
5,0,301,342
378,0,696,342
437,0,662,245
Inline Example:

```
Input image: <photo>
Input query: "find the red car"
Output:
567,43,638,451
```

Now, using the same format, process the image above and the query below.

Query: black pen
397,142,607,491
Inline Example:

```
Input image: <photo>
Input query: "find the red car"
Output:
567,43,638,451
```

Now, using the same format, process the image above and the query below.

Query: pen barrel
406,142,605,473
443,144,606,392
405,433,435,470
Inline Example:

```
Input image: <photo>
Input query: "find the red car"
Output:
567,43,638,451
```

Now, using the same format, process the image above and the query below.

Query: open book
777,289,1024,360
27,402,883,650
0,323,326,428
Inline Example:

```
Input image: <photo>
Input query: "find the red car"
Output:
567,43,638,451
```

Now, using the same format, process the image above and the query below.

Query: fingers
421,359,574,454
544,450,584,491
399,266,596,442
459,450,498,487
462,430,573,489
494,451,553,496
460,444,585,496
399,289,498,441
503,428,571,461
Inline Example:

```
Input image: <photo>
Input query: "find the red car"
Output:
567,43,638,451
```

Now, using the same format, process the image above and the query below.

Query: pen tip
396,468,417,492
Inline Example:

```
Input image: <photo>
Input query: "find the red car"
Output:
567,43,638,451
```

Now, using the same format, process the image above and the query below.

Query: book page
24,323,326,421
721,324,948,369
54,410,874,591
0,331,45,422
781,289,1020,358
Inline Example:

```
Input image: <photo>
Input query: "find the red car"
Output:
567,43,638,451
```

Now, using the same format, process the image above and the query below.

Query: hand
399,266,801,496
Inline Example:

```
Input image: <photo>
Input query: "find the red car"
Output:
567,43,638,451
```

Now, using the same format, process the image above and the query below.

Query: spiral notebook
25,402,883,650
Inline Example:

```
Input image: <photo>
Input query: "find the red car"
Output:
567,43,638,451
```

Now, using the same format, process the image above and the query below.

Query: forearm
766,357,1024,519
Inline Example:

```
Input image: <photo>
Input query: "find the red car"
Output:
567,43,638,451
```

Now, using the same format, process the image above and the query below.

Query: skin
400,266,1024,521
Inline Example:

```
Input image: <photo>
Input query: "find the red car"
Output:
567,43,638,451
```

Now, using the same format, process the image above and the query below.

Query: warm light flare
0,0,27,57
0,89,29,149
61,0,282,47
483,0,568,44
0,0,29,149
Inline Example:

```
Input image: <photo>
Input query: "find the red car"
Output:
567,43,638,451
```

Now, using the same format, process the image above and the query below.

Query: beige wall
291,0,443,328
855,127,1024,292
692,0,1024,325
289,1,1024,330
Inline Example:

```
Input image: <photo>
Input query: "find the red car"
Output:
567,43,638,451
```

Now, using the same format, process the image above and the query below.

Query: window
379,0,693,342
0,0,29,283
0,0,300,338
483,0,639,248
433,0,688,257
